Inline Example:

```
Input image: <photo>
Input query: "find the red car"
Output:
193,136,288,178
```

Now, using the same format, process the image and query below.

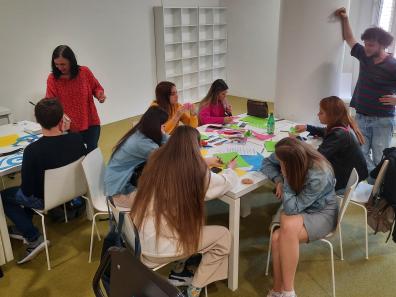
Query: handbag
93,247,183,297
247,100,269,118
366,195,395,241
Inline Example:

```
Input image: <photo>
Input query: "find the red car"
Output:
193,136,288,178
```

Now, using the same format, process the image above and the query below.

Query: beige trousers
141,225,231,288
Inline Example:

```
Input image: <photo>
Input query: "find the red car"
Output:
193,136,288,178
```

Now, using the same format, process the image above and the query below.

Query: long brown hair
155,81,175,114
130,126,209,254
275,137,331,194
320,96,365,145
199,79,228,109
110,106,168,159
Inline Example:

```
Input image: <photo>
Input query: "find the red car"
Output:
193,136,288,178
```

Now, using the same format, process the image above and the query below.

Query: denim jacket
104,130,168,196
261,153,336,215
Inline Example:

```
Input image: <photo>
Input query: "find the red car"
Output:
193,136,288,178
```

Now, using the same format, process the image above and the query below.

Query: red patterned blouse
46,66,103,132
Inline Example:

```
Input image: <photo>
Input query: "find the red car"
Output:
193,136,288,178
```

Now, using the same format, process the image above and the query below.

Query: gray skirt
272,199,339,242
302,199,339,242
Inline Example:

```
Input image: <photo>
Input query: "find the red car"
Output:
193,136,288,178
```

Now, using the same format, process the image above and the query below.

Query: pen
28,101,36,106
228,155,238,165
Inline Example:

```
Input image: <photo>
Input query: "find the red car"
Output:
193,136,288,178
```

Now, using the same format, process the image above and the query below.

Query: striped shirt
350,43,396,117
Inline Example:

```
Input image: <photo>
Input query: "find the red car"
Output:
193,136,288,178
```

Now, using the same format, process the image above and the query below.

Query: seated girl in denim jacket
261,137,338,297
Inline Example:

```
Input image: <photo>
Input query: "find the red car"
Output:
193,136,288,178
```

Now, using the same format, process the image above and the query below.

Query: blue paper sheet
240,153,264,171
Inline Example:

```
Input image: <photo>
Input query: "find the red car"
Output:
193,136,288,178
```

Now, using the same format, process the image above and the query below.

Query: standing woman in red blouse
46,45,106,152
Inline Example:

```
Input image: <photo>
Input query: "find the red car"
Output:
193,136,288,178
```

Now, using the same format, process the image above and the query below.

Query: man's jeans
355,113,395,172
1,187,43,242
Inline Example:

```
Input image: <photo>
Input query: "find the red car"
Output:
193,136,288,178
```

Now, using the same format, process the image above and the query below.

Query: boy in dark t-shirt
1,98,86,264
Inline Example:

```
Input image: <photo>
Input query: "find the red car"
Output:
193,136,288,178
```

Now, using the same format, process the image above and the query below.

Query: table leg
219,195,240,291
0,193,14,263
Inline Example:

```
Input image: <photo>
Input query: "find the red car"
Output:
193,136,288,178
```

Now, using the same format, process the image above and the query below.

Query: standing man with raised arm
335,7,396,171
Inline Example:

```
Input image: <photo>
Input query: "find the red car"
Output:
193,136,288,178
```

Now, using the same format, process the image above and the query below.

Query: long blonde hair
130,126,209,254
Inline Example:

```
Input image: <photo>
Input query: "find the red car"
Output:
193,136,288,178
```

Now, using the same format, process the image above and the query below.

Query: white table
0,123,40,265
199,116,317,291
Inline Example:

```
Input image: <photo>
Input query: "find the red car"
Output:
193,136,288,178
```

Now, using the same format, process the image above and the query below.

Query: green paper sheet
200,133,209,140
264,141,277,152
239,116,268,129
214,152,250,168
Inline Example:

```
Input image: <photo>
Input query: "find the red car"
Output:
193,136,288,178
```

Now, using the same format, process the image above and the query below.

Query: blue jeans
79,125,101,153
1,187,43,241
355,113,395,172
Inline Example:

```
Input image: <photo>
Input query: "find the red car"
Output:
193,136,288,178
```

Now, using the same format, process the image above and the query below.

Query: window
378,0,396,54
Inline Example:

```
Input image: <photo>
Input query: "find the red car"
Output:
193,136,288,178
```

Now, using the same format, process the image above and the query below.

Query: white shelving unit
154,6,227,103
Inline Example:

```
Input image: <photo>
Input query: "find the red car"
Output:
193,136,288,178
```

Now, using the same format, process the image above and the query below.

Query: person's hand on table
294,124,307,133
205,157,224,168
227,159,237,170
223,116,235,124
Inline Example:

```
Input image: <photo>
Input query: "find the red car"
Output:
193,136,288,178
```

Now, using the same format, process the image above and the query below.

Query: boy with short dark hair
1,98,86,264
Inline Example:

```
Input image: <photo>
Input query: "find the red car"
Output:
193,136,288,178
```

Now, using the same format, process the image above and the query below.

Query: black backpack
98,202,141,294
370,147,396,242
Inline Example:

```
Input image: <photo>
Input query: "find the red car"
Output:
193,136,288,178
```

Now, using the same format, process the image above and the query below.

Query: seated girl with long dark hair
104,106,168,206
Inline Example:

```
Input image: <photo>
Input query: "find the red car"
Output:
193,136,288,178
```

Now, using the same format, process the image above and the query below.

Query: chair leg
320,239,336,297
338,223,344,261
265,223,279,276
363,205,368,260
37,212,51,270
94,217,101,241
204,286,208,297
352,202,369,259
63,204,68,223
89,216,96,263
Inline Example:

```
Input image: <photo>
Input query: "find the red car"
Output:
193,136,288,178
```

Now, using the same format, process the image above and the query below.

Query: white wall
275,0,349,124
226,0,280,101
0,0,221,124
342,0,377,94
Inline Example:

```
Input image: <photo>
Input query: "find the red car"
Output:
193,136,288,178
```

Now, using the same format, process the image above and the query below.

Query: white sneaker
267,290,283,297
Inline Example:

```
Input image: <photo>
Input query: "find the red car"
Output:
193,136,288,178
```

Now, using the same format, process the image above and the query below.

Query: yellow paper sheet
201,149,208,157
0,134,19,147
234,168,247,177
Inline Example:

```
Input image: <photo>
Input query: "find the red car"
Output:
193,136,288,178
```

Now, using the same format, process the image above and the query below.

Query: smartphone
210,167,222,173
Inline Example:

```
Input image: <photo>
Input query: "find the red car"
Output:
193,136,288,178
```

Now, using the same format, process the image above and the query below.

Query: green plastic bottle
267,113,275,134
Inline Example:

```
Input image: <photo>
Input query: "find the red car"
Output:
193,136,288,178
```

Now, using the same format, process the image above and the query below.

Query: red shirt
46,66,103,132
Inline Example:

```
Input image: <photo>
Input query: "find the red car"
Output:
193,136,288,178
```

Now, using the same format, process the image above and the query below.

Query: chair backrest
81,148,106,210
371,160,390,198
338,168,359,225
109,202,140,254
44,156,87,211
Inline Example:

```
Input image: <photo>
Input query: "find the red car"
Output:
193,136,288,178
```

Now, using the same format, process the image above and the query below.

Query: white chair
81,148,109,263
0,106,11,124
109,203,208,297
265,168,359,297
32,156,88,270
339,160,389,260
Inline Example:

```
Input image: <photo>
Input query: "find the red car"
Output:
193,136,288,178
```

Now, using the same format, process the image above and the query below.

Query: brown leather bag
366,196,395,237
247,100,269,118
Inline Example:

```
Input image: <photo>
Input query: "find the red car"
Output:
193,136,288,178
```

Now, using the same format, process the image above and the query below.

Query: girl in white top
130,125,238,297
